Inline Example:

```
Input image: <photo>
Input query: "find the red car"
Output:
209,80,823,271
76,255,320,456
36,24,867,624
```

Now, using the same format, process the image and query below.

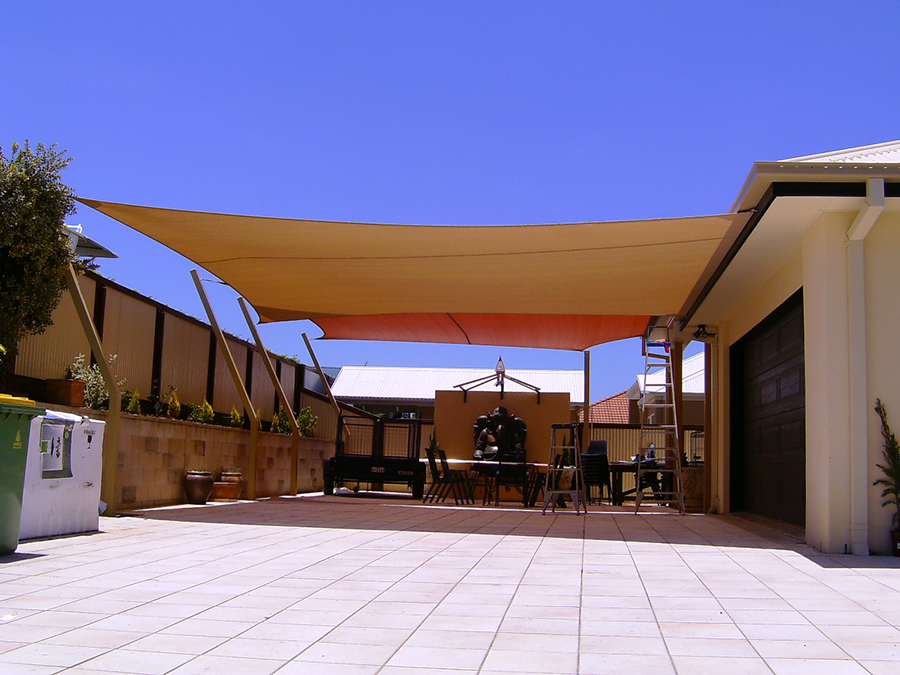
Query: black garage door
730,290,806,527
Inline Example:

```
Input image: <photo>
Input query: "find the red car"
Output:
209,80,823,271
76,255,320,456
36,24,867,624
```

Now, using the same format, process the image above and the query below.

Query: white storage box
18,410,105,540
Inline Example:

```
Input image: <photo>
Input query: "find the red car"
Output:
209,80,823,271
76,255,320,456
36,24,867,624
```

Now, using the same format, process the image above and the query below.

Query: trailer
324,414,426,499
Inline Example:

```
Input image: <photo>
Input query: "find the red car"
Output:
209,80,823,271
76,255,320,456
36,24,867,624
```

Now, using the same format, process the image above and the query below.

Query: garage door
730,290,805,527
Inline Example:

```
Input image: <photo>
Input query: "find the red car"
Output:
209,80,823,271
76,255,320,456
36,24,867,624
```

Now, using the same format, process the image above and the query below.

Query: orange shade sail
80,198,749,351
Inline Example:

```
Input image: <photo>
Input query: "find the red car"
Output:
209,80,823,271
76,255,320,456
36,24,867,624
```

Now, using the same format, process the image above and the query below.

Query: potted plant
183,469,214,504
874,399,900,556
45,365,86,407
210,467,243,501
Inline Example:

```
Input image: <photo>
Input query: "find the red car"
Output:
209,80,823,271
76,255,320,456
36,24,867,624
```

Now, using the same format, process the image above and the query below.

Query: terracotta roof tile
581,390,631,424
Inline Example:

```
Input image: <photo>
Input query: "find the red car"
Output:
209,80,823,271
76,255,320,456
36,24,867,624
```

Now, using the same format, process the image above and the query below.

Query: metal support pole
238,297,300,495
582,349,591,452
302,332,342,420
65,264,121,516
191,270,259,499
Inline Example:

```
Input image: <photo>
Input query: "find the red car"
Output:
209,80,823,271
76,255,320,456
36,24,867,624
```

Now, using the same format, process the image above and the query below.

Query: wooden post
65,264,121,516
190,270,259,499
238,297,300,495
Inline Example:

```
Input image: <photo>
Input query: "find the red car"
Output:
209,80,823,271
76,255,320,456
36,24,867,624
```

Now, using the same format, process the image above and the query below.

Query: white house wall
864,211,900,554
801,211,854,554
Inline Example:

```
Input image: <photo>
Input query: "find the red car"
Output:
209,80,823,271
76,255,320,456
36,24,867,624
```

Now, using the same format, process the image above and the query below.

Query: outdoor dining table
609,460,661,506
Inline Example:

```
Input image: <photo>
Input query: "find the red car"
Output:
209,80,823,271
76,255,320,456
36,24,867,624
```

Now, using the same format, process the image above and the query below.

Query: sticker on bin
41,422,73,478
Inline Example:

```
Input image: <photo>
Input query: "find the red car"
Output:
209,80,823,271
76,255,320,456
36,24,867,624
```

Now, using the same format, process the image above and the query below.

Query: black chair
437,448,475,504
581,452,611,504
587,440,607,455
490,461,532,507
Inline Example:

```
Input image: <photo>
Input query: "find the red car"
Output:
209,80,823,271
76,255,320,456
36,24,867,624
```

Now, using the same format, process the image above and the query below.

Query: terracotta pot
45,379,85,407
210,480,242,501
183,471,214,504
681,464,704,513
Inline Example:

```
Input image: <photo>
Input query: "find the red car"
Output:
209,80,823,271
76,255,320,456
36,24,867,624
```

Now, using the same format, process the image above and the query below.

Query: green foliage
874,399,900,529
191,399,215,424
0,142,77,376
69,353,125,410
230,406,244,428
296,406,318,437
270,408,292,434
426,431,440,453
126,390,141,415
167,388,181,419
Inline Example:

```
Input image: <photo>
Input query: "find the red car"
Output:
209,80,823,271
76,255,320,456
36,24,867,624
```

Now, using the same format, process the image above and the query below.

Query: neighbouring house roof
80,198,750,351
624,351,705,400
331,366,584,405
580,390,630,424
783,140,900,164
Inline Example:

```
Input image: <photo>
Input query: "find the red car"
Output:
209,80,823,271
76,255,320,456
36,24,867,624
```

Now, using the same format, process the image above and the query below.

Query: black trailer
324,414,426,499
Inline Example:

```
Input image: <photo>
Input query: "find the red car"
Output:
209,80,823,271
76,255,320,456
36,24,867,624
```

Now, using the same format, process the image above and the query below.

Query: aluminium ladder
542,423,587,514
634,325,685,514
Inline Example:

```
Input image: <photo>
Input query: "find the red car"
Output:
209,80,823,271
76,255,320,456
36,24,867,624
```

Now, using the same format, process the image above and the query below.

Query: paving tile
0,642,108,668
2,499,900,675
766,658,871,675
668,655,773,675
76,649,193,674
166,654,285,675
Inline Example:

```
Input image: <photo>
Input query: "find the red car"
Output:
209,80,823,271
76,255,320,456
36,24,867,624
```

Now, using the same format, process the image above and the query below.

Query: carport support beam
65,263,121,517
191,270,259,499
238,297,300,495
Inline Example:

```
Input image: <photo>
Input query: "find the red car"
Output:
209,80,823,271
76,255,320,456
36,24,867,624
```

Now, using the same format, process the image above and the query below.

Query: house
331,365,584,420
687,139,900,555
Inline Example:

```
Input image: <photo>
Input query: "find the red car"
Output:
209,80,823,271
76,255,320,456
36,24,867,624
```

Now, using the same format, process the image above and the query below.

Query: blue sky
4,2,899,401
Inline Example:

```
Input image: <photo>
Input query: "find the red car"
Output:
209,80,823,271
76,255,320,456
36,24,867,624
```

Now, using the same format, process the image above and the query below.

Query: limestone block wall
42,404,333,510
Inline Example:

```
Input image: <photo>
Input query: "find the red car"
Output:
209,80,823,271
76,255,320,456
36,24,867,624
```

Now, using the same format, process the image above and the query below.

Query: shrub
69,353,125,410
191,399,215,425
126,391,141,415
270,409,292,434
230,406,244,428
167,389,181,419
297,406,318,437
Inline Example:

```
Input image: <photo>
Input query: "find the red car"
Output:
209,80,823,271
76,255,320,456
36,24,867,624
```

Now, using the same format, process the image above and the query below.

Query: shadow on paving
116,494,897,570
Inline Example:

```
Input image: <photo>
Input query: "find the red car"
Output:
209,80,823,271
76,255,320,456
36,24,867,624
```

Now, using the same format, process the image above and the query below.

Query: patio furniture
437,448,476,504
581,452,611,504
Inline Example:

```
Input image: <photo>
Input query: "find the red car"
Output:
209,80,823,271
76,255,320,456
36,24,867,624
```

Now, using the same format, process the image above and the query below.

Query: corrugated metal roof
783,140,900,164
331,366,584,404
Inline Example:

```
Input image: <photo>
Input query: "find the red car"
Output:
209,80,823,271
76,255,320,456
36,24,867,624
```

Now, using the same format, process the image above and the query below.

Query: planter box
210,480,242,501
45,379,85,407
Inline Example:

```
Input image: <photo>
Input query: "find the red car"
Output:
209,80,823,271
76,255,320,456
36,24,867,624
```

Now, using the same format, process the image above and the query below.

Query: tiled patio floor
2,495,900,674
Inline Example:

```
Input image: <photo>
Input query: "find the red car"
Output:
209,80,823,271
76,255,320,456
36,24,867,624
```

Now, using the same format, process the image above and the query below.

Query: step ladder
542,423,588,515
635,324,685,514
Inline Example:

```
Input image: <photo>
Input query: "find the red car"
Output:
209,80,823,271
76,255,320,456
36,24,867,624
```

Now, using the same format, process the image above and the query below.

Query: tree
0,141,77,376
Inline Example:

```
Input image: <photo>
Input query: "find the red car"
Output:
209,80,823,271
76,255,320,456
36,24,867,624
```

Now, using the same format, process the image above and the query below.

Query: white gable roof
783,140,900,164
332,366,584,405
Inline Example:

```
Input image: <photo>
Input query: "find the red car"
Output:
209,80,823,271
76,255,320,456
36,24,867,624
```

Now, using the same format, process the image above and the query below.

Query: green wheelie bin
0,396,45,555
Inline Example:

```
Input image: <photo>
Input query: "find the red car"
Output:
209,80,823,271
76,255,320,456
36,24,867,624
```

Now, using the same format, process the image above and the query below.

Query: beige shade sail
80,199,749,351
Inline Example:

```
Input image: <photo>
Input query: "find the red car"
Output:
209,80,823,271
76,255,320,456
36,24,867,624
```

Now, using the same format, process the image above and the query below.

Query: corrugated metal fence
14,271,335,428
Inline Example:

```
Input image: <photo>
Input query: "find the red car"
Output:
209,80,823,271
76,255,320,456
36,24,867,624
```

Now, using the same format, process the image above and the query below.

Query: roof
783,140,900,164
625,351,705,400
80,198,750,351
331,366,584,405
580,390,630,424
